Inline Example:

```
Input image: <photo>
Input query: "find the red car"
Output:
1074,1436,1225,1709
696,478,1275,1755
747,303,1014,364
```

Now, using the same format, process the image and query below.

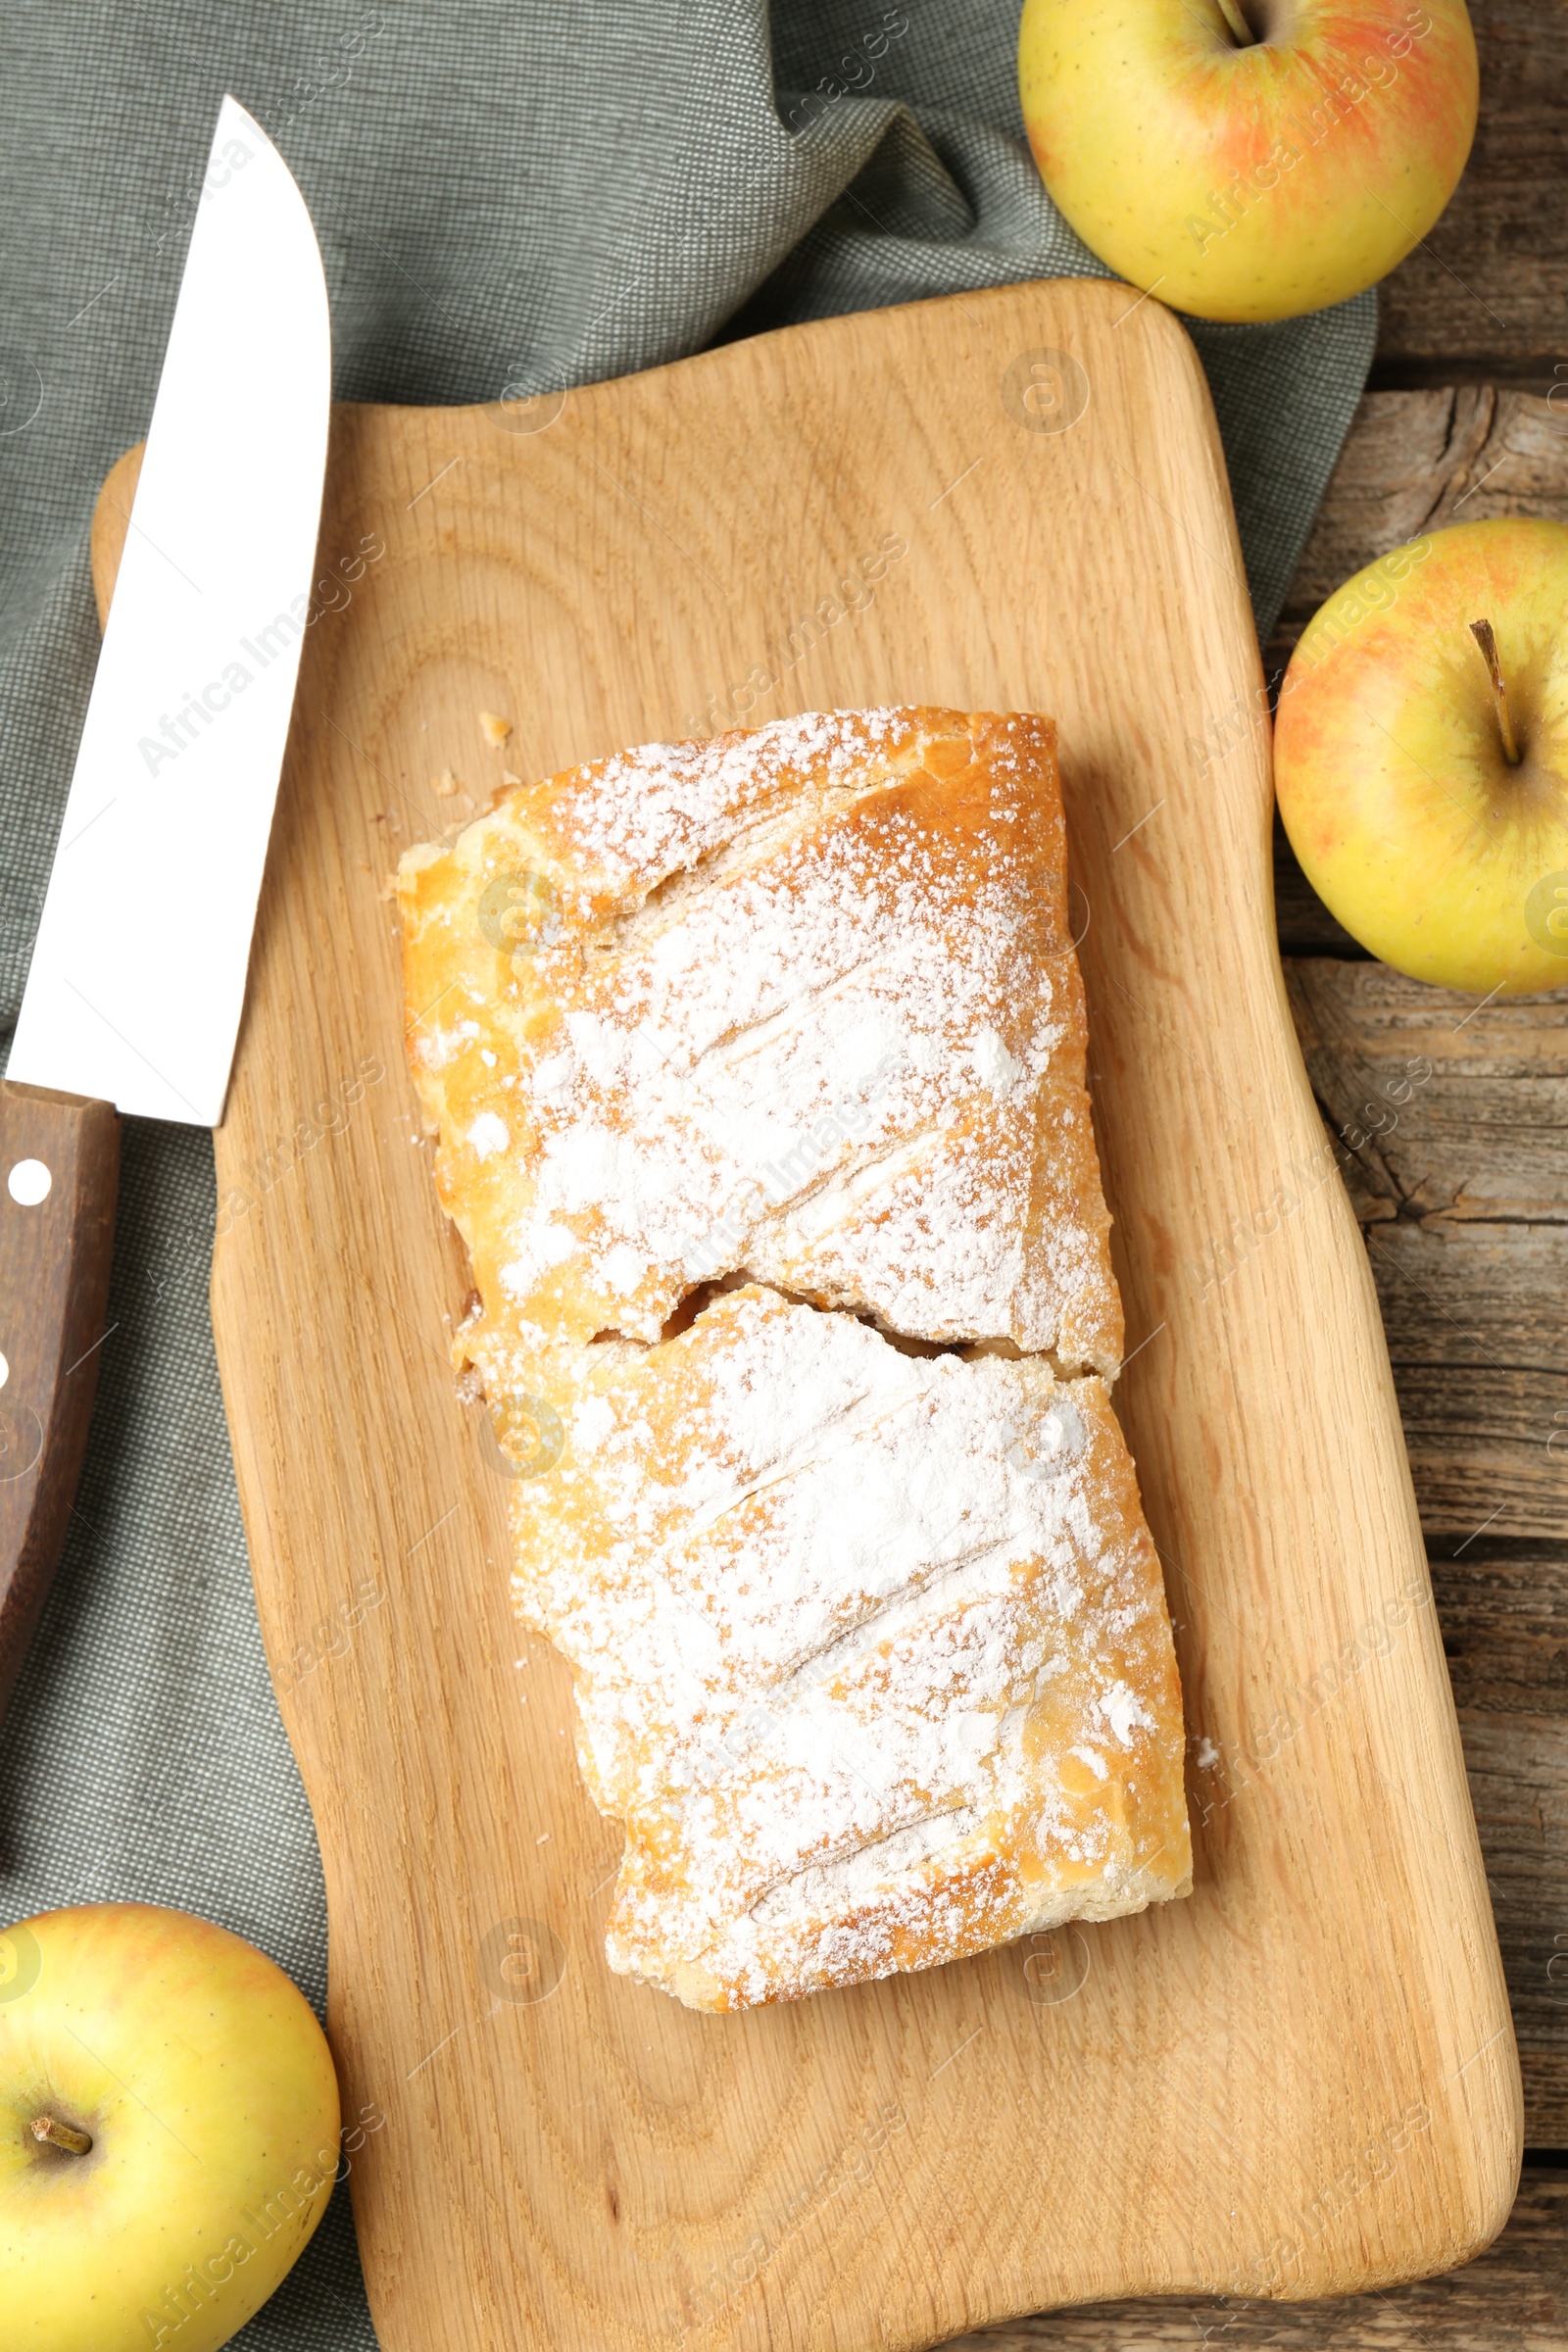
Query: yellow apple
0,1903,341,2352
1274,516,1568,996
1018,0,1478,322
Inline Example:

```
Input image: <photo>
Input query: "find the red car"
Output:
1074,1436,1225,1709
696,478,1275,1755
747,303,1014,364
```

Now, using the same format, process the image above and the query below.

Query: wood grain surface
1282,958,1568,2148
1269,390,1568,683
954,2164,1568,2349
0,1083,118,1720
92,281,1519,2350
1372,0,1568,389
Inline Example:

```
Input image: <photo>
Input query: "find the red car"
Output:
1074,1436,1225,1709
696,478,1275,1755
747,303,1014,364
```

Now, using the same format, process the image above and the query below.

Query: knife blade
0,95,330,1713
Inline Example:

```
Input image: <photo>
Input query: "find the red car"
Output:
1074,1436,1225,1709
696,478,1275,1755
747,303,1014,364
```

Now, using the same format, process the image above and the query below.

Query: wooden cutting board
93,279,1520,2351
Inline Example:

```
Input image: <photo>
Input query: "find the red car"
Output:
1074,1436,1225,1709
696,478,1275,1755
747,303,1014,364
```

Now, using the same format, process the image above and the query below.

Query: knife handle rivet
7,1160,51,1207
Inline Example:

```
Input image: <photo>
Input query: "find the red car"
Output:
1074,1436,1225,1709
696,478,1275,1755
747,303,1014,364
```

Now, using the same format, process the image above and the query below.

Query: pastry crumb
433,767,461,797
479,710,514,747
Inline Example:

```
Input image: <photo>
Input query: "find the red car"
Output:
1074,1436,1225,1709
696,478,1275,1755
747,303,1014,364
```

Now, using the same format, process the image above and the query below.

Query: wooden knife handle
0,1081,120,1718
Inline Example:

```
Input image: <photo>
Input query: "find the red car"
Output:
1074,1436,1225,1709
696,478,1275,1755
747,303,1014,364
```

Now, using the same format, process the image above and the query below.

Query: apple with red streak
0,1903,340,2351
1275,516,1568,996
1018,0,1478,322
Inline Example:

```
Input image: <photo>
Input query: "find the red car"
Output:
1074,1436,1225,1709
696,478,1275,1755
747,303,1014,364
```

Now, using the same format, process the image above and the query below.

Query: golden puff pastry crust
509,1288,1191,2012
400,707,1191,2011
399,707,1122,1386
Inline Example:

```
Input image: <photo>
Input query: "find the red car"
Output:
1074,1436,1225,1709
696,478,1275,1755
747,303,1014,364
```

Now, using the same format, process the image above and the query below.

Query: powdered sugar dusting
553,707,918,890
398,708,1189,2011
399,708,1122,1387
510,1288,1190,2009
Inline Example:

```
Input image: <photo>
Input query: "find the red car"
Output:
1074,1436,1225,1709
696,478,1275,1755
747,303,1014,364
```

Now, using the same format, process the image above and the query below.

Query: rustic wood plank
1268,387,1568,684
1387,1360,1568,1544
1431,1558,1568,2138
1284,390,1568,634
1283,961,1568,1228
1459,1712,1568,2066
944,2167,1568,2349
1372,0,1568,387
1525,2059,1568,2151
1434,1549,1568,1719
1284,961,1568,1538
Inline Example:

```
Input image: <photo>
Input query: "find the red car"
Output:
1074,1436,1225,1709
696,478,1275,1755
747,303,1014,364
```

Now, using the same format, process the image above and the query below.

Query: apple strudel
400,706,1191,2010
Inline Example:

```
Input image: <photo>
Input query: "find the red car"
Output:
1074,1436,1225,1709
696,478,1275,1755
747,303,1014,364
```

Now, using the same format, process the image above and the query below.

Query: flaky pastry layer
399,707,1122,1381
399,708,1191,2010
510,1287,1191,2011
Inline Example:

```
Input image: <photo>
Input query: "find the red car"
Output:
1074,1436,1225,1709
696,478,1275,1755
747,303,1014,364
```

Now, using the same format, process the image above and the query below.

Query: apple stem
1214,0,1257,43
1470,618,1522,765
29,2112,92,2156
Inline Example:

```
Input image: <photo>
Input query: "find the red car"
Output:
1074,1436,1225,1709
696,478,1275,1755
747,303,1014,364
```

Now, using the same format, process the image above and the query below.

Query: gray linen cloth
0,3,1374,2340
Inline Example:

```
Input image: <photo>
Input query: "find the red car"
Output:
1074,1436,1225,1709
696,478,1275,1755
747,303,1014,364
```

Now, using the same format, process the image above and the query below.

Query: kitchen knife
0,96,330,1716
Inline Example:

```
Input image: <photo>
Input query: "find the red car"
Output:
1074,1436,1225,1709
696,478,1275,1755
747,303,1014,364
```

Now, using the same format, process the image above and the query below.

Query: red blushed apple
0,1903,340,2351
1018,0,1478,322
1275,516,1568,996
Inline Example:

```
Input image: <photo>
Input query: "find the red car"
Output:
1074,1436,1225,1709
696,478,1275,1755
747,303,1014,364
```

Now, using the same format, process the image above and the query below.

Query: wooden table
957,1,1568,2339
